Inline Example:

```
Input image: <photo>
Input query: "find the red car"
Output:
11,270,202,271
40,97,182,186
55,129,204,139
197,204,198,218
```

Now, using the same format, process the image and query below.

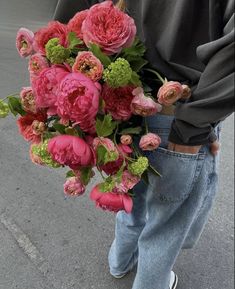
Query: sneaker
169,271,178,289
111,272,128,279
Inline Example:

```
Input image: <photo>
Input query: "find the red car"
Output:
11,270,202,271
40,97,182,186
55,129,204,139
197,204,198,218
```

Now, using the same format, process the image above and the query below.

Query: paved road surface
0,1,234,288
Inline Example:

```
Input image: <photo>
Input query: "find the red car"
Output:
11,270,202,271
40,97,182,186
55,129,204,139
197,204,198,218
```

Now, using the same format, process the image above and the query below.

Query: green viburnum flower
66,57,76,67
128,157,149,176
103,58,133,88
31,140,61,168
45,38,70,64
0,100,9,118
99,177,116,193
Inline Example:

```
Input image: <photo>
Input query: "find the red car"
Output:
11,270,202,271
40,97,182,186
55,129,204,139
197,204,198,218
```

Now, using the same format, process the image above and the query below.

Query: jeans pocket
145,147,206,203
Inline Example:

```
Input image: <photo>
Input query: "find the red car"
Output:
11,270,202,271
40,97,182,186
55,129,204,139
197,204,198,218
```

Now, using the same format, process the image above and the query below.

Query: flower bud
32,120,46,135
121,135,133,145
0,100,9,118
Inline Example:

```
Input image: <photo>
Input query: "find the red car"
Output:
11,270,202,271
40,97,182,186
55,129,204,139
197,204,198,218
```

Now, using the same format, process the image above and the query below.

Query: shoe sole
111,272,128,279
171,274,178,289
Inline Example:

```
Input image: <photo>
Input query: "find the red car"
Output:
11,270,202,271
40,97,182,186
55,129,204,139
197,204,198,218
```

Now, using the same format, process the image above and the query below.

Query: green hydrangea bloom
128,157,149,176
0,100,9,118
31,140,61,168
103,58,133,88
45,38,70,64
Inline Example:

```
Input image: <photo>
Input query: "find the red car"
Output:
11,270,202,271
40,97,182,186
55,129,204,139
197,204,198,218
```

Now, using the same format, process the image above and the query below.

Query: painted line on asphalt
0,212,59,289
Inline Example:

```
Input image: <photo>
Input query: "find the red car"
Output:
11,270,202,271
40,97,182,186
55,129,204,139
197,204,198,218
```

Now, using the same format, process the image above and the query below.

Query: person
54,0,234,288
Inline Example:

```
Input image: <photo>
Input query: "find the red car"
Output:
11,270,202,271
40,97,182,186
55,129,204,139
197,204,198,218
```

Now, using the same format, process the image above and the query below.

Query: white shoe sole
171,273,178,289
111,272,128,279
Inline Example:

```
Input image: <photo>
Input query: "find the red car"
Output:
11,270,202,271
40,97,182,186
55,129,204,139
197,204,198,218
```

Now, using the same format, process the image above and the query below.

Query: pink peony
114,170,140,194
157,81,183,106
57,73,100,131
90,185,133,213
68,10,88,40
17,112,47,144
28,53,49,77
131,87,162,116
120,135,133,145
48,135,95,169
64,177,86,196
102,84,135,121
82,1,136,55
34,21,68,54
72,51,103,81
139,133,161,151
32,65,69,115
181,84,192,100
16,28,34,57
20,87,37,113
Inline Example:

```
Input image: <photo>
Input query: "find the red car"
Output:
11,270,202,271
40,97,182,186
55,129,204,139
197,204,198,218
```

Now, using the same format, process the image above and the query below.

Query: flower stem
144,68,166,84
144,117,149,134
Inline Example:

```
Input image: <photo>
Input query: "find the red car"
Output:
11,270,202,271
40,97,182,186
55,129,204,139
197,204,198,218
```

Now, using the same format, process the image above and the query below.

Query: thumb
210,141,220,156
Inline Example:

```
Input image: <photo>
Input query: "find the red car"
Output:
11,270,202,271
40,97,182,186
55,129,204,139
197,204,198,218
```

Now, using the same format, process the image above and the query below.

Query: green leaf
68,32,83,49
66,170,76,178
130,58,148,72
53,123,66,134
80,167,93,185
121,37,146,58
115,161,125,183
89,43,112,67
7,96,26,116
119,126,142,135
97,145,107,165
96,114,117,137
129,71,142,86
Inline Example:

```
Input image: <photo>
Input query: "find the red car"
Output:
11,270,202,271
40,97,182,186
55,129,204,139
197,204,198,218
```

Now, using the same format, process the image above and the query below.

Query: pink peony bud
120,135,133,145
20,87,37,113
139,133,161,151
31,120,46,135
64,177,85,196
72,51,103,81
181,84,192,100
131,87,161,116
157,81,183,106
16,28,34,57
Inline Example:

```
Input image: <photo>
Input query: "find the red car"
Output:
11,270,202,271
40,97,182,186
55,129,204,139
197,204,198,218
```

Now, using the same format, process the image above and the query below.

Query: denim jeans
108,114,220,289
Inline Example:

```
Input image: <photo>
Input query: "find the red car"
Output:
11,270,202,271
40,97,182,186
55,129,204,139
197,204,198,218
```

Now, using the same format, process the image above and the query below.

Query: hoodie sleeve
168,0,234,146
53,0,99,23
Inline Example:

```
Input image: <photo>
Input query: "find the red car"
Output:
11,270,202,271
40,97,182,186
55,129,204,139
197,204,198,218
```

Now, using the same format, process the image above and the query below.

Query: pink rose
57,73,100,131
17,112,47,144
48,135,95,169
34,21,68,54
64,177,85,196
16,28,34,57
157,81,183,106
82,1,136,55
68,10,88,40
72,51,103,81
102,84,135,121
131,87,162,116
120,135,133,145
20,87,37,113
90,185,133,213
139,133,161,151
114,170,140,194
28,53,49,77
32,65,69,115
181,84,192,100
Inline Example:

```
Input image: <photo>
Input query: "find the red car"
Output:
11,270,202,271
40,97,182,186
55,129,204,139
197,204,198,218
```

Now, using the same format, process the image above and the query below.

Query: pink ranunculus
131,87,162,116
157,81,183,106
139,133,161,151
120,135,133,145
16,28,34,57
93,137,118,154
90,185,133,214
82,1,136,55
102,84,135,121
34,21,68,54
28,53,49,77
100,144,133,175
17,112,47,144
32,65,69,115
48,135,95,169
57,73,100,131
114,170,140,194
68,10,88,40
64,177,86,196
72,51,103,82
181,84,192,100
31,120,46,135
29,144,44,166
20,87,37,113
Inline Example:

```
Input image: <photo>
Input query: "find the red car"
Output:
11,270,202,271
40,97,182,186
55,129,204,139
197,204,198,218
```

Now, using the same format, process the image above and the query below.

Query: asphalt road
0,1,234,289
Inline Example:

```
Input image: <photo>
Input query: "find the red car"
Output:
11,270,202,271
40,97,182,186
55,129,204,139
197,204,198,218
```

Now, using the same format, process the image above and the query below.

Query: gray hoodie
54,0,234,145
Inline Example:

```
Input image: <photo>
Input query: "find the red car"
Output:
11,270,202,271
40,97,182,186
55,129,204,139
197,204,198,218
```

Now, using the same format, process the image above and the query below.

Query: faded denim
108,114,220,289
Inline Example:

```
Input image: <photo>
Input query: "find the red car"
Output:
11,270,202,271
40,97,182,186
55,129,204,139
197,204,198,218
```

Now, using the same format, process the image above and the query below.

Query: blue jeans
108,115,220,289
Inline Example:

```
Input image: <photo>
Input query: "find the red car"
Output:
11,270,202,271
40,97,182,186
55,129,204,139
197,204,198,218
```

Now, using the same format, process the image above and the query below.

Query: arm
53,0,99,23
168,0,234,147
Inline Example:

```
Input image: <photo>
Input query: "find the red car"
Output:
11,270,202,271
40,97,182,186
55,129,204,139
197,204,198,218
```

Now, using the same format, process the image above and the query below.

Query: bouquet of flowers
0,1,191,213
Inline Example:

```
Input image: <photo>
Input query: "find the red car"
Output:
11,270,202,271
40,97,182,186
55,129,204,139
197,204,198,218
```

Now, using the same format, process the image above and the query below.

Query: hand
209,140,220,156
168,142,201,154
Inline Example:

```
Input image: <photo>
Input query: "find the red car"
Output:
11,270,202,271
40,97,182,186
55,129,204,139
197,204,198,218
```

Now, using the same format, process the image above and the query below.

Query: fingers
210,141,220,156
